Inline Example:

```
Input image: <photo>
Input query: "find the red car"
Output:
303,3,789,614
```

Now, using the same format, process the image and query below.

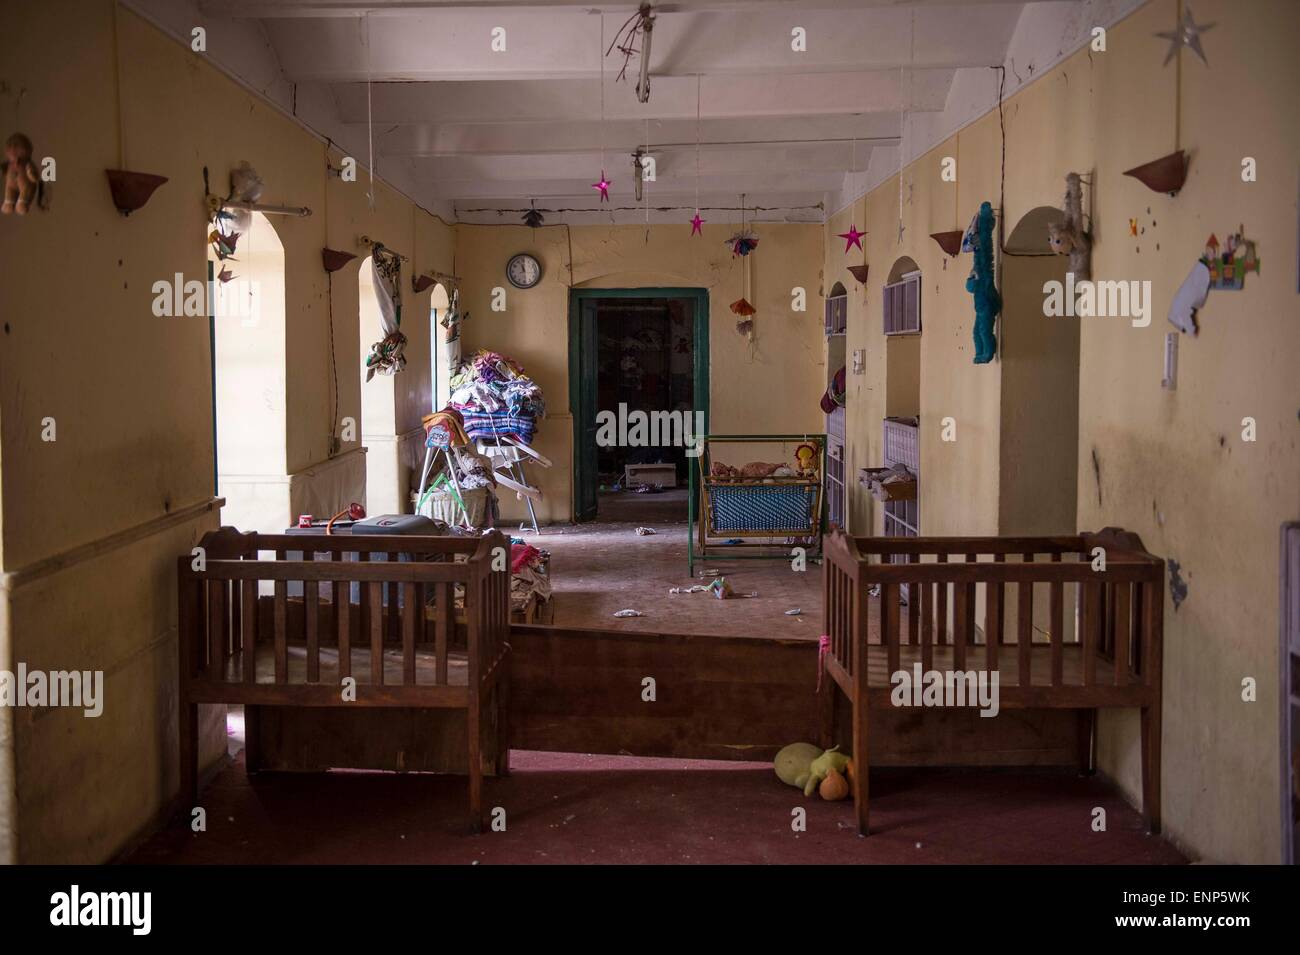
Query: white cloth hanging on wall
364,246,407,381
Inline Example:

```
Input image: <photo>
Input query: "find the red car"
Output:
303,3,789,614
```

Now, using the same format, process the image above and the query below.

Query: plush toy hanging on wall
2,133,40,215
1047,172,1092,280
965,201,1001,364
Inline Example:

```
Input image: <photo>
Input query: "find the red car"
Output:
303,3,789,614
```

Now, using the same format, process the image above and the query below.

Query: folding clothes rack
415,432,550,532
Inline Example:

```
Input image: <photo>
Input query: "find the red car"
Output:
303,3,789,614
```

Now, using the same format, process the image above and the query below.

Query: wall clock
506,252,543,289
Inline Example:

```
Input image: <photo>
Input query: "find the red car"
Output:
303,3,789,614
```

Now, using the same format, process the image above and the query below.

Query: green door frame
568,287,710,522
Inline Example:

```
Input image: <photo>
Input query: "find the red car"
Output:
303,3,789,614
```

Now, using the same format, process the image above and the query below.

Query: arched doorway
358,255,400,515
208,210,288,534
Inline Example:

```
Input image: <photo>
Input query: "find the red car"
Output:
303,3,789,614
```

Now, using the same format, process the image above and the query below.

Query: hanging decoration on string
522,199,545,228
838,127,865,253
838,224,865,254
202,166,240,283
1155,4,1214,66
592,13,612,204
724,193,759,256
730,194,757,349
690,74,705,237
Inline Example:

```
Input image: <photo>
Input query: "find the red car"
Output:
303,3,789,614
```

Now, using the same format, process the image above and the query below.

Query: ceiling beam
332,70,953,124
262,6,1020,82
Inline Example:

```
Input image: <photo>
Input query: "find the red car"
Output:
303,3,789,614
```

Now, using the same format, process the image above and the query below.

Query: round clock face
506,253,542,289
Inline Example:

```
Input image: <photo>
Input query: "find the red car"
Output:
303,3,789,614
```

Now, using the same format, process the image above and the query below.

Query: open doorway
569,288,709,524
207,210,288,534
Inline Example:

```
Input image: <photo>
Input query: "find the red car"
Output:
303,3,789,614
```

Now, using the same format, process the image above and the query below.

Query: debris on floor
785,608,802,615
635,526,656,536
708,576,757,599
668,584,709,595
612,609,644,617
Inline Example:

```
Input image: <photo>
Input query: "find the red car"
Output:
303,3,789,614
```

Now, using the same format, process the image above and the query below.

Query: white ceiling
140,0,1141,224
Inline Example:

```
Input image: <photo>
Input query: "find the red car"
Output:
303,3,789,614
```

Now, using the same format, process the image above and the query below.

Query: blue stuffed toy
965,201,1000,364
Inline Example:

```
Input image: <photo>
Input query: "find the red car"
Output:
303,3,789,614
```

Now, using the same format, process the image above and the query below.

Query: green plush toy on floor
774,743,854,798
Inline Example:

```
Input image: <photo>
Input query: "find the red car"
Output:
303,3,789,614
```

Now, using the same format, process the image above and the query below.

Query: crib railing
822,529,1163,699
820,527,1164,834
177,526,511,830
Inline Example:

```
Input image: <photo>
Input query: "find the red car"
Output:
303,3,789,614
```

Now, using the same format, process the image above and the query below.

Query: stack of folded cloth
447,349,546,445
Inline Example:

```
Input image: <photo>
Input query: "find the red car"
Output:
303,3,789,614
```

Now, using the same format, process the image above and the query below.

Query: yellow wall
0,0,1295,866
454,222,827,523
824,0,1299,862
0,1,453,861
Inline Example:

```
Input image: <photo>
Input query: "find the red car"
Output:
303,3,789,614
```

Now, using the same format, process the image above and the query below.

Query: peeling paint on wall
1167,559,1189,611
1090,447,1102,507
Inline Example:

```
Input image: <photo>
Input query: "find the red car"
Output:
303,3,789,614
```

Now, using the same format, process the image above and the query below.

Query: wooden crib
177,526,511,831
821,528,1164,836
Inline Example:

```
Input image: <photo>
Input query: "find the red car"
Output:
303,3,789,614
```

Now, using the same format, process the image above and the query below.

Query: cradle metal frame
687,433,827,576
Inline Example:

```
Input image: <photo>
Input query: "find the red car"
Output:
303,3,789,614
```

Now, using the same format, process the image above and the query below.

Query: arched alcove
886,255,920,286
998,208,1079,537
1004,206,1065,255
430,281,452,410
208,210,288,534
883,256,920,419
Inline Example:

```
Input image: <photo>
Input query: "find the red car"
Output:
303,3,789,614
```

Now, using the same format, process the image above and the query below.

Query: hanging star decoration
838,224,865,253
690,212,705,236
1155,6,1215,67
592,171,612,202
897,220,906,244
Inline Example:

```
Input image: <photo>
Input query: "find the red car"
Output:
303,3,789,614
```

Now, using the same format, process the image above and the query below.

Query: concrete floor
119,512,1186,865
531,494,823,638
125,749,1184,865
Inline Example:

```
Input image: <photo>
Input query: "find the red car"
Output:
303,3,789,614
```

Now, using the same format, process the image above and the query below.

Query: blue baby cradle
687,434,826,576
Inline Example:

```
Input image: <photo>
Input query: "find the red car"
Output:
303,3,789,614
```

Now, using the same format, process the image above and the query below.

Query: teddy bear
1047,172,1091,280
2,133,39,215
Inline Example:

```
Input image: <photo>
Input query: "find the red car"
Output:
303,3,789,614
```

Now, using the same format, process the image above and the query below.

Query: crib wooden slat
884,583,900,677
920,575,933,673
1142,577,1163,688
338,575,351,681
953,578,968,669
964,555,976,659
385,558,400,649
240,579,256,683
1114,583,1131,686
936,555,949,645
207,580,225,673
993,553,1006,644
359,551,371,657
985,562,1002,672
906,554,919,645
305,580,320,683
435,581,450,685
1082,579,1100,686
369,581,384,685
1017,579,1032,687
273,580,287,684
403,582,417,685
1050,554,1063,685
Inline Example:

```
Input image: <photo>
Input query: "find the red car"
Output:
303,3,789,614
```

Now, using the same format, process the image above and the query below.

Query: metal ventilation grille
883,272,921,335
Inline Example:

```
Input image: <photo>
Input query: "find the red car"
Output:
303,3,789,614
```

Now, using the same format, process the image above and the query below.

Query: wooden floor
219,643,470,687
